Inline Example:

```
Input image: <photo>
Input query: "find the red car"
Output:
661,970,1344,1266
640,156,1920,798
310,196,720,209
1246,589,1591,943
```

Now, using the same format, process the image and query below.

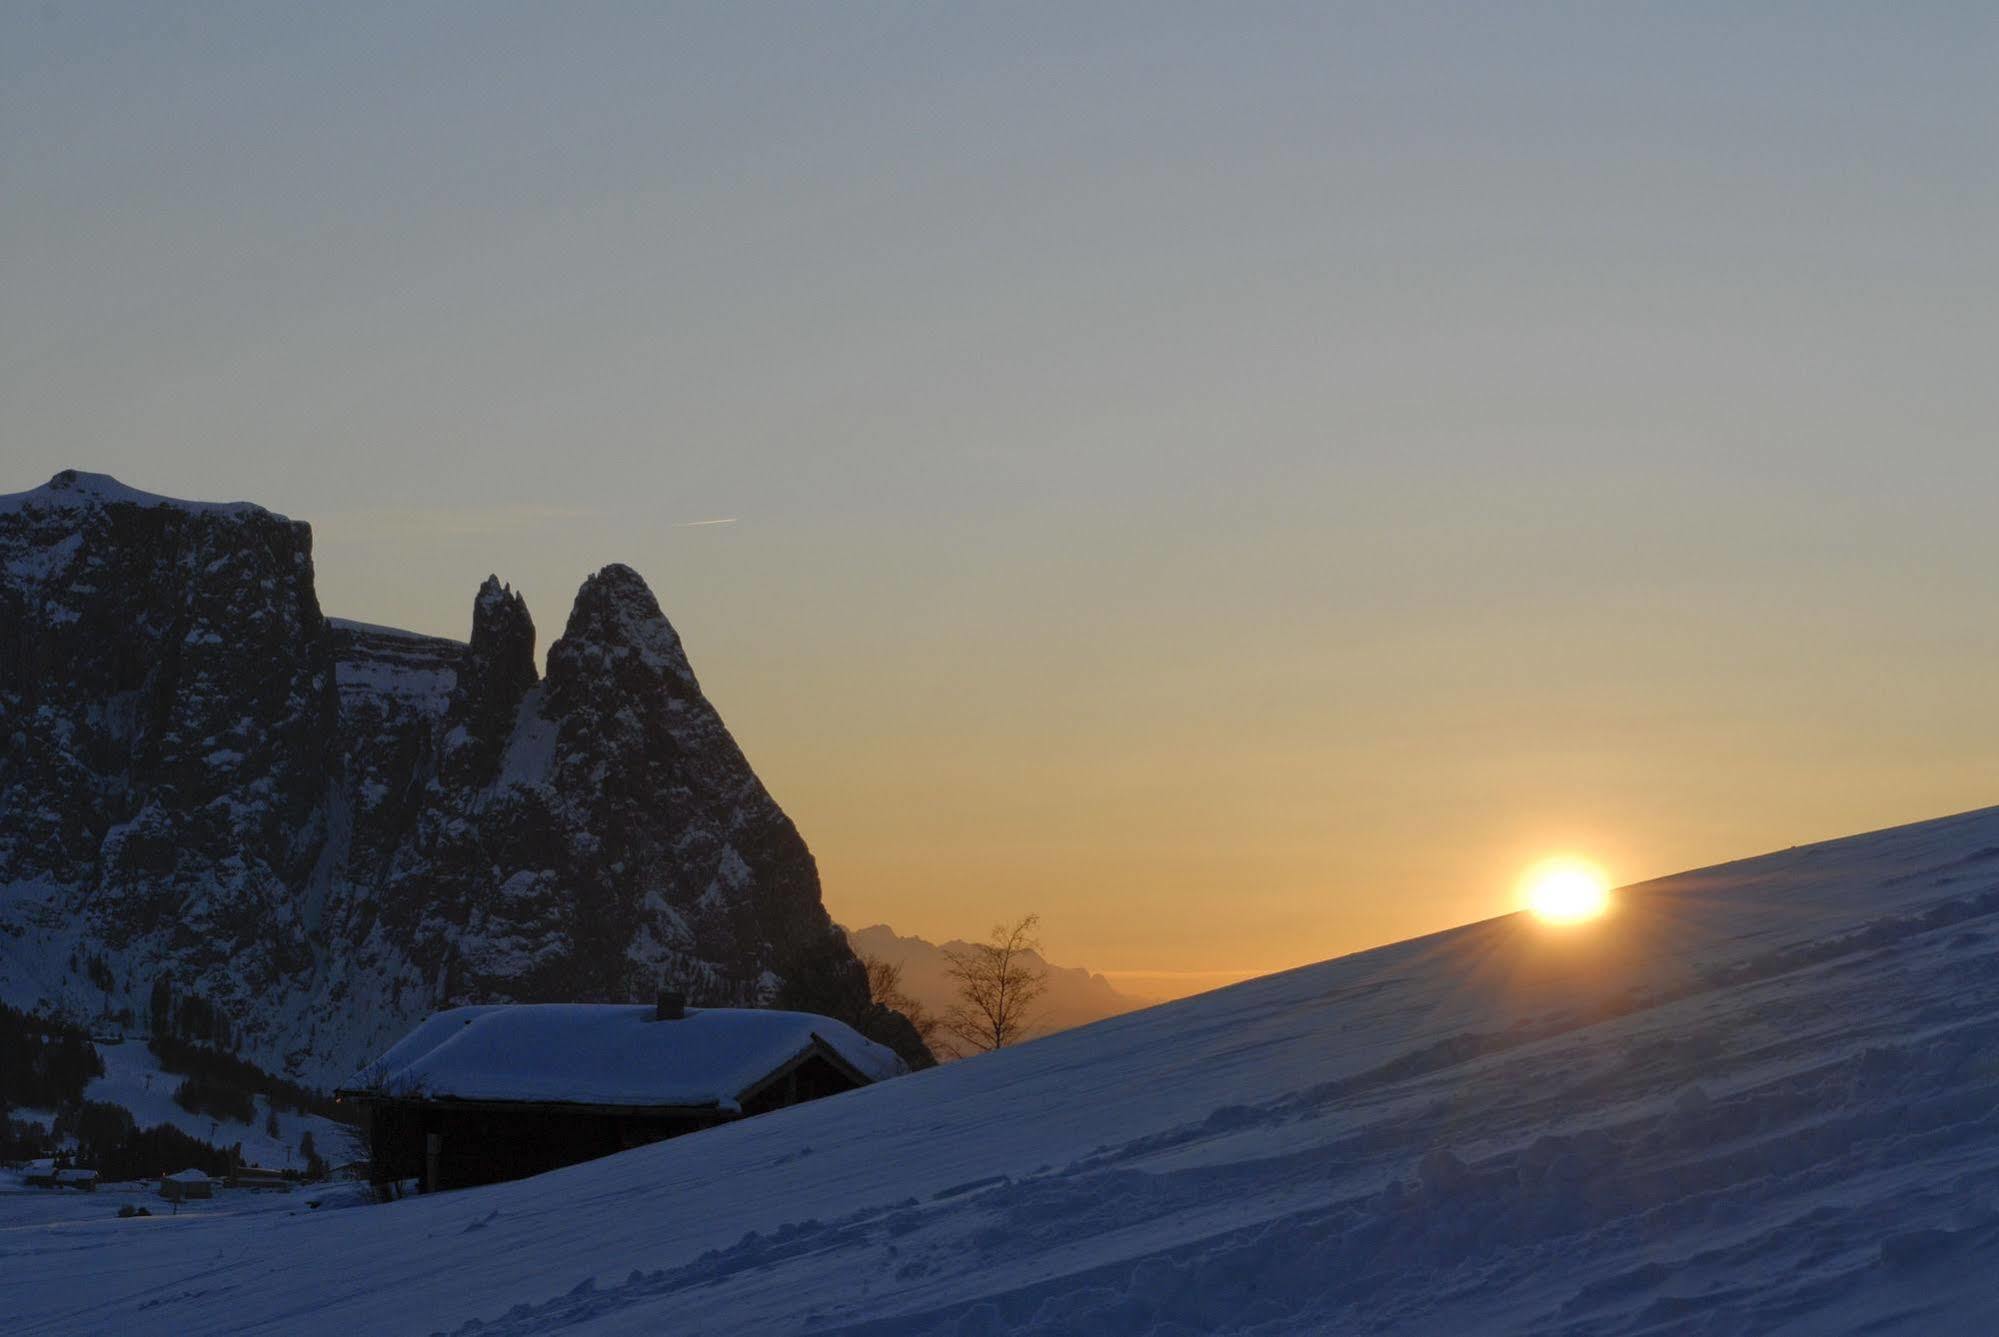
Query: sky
5,4,1996,997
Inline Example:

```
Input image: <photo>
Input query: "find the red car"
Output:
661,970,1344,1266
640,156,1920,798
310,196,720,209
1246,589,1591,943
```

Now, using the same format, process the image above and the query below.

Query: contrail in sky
671,517,739,528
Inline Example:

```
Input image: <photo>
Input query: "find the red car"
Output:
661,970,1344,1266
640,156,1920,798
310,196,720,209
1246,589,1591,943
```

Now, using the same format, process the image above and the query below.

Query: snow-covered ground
0,1171,360,1232
12,805,1999,1334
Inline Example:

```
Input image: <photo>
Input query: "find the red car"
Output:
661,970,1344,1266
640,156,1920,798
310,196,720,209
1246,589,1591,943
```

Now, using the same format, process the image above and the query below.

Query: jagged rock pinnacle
468,574,537,704
0,491,933,1079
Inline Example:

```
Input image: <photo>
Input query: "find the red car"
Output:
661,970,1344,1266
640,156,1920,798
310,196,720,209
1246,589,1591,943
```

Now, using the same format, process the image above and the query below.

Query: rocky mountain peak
0,477,933,1079
2,468,283,521
474,572,529,625
437,575,539,789
545,563,699,703
467,575,538,703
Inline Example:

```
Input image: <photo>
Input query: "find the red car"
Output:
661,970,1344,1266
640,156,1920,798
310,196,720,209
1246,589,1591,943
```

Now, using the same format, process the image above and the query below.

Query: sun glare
1521,858,1612,924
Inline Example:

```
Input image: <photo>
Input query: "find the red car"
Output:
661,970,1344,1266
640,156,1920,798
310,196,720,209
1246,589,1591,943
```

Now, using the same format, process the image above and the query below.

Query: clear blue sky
5,4,1995,988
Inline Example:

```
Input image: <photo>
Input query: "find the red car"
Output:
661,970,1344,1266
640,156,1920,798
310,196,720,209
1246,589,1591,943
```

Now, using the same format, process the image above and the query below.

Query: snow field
10,805,1999,1334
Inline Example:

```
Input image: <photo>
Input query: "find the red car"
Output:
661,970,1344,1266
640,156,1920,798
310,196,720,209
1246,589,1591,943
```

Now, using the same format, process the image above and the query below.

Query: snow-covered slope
84,1041,347,1170
12,804,1999,1334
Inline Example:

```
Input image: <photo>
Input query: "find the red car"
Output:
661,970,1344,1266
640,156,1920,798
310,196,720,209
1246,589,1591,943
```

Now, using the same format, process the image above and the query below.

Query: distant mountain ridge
0,469,926,1085
845,923,1151,1042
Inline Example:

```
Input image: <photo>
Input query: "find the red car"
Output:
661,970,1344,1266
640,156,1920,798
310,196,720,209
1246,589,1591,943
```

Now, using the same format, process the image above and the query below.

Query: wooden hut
338,995,905,1193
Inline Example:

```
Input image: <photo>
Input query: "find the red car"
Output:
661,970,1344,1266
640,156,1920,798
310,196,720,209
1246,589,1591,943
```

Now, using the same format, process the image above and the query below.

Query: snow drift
12,804,1999,1334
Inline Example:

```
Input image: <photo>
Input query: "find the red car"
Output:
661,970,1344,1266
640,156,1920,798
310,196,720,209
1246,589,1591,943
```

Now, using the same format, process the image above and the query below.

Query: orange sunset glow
4,7,1993,1332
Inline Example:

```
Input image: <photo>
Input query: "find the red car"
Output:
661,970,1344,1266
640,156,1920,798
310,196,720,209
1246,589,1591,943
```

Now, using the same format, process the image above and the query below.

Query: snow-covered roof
0,469,280,520
164,1169,211,1183
349,1004,906,1109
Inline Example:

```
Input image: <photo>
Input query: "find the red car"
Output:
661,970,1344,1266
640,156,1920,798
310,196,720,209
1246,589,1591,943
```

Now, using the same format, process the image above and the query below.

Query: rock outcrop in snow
0,470,927,1083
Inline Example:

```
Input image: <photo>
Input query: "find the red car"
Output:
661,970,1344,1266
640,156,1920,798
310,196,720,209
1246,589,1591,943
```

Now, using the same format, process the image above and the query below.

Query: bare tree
862,952,905,1009
940,914,1049,1055
860,952,942,1051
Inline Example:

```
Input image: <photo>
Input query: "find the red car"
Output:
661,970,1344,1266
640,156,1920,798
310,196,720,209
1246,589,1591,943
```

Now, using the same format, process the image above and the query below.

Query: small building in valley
228,1165,291,1191
160,1169,214,1201
339,996,906,1193
20,1161,97,1191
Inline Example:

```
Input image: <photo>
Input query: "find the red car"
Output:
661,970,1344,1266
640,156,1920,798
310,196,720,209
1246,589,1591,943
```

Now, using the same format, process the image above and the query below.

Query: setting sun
1520,858,1613,924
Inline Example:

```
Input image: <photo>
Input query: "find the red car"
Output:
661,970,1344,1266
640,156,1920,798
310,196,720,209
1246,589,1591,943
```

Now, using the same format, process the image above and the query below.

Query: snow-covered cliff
0,470,925,1083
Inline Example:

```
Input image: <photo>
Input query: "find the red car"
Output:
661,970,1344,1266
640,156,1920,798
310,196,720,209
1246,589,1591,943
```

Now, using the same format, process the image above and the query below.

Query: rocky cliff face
0,471,927,1082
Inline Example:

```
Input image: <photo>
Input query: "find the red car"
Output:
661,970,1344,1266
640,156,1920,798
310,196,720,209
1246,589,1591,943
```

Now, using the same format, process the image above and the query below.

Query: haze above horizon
5,4,1994,984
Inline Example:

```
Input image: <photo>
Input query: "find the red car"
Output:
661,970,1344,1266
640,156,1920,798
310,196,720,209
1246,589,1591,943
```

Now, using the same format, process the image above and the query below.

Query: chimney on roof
655,990,686,1021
